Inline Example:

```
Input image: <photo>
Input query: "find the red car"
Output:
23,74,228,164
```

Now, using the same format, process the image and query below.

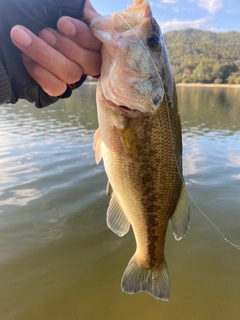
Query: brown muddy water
0,84,239,320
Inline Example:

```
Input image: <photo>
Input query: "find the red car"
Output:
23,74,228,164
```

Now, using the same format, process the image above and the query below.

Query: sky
91,0,240,33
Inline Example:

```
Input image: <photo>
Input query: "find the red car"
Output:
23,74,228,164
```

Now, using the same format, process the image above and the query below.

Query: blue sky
91,0,240,33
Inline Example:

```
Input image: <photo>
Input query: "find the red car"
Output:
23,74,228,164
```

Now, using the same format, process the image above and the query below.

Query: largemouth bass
90,0,190,301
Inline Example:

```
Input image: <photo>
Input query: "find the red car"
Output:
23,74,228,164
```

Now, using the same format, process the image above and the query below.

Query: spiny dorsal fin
170,182,190,241
93,128,102,164
107,193,130,237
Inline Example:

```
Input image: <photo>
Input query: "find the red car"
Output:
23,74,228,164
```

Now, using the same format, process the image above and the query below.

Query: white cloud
162,0,178,3
190,0,223,15
159,17,211,33
173,7,180,12
226,9,240,14
155,0,178,6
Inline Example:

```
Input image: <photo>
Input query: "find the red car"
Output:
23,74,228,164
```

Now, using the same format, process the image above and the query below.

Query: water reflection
0,84,239,320
178,86,240,132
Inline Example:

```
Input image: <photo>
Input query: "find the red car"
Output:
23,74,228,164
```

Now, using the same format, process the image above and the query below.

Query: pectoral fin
119,126,142,158
170,182,190,241
93,128,102,164
107,193,130,237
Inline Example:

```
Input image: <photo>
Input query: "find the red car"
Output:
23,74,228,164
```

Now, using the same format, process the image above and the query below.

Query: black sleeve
0,0,87,107
0,62,11,105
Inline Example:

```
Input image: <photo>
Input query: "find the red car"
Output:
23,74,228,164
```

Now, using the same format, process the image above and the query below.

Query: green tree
164,29,240,84
227,71,240,84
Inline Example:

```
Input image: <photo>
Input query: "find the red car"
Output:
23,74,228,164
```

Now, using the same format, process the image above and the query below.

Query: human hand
11,17,101,97
0,0,101,108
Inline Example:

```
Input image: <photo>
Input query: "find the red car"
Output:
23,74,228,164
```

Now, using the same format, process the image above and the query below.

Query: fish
90,0,190,301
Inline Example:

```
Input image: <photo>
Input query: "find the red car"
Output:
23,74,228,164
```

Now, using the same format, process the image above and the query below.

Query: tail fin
121,255,170,301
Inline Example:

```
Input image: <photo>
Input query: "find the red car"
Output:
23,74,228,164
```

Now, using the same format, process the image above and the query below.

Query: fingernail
39,29,57,46
58,17,76,37
11,26,32,47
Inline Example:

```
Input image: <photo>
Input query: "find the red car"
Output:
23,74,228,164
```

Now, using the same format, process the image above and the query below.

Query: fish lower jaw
116,105,132,112
106,96,157,114
107,100,142,117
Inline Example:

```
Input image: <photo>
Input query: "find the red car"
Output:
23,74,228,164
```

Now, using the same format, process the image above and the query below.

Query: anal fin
107,193,130,237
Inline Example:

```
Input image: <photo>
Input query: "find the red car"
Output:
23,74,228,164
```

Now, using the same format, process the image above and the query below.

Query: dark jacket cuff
0,63,11,105
59,74,87,99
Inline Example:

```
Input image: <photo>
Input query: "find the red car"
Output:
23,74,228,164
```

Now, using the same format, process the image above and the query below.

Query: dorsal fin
170,182,190,241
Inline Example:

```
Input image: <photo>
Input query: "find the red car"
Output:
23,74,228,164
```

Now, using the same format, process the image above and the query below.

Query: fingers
83,0,101,21
22,54,67,96
57,16,102,51
38,27,101,76
10,16,102,98
11,25,83,84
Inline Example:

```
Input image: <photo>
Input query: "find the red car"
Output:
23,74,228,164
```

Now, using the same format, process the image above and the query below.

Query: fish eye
147,34,161,50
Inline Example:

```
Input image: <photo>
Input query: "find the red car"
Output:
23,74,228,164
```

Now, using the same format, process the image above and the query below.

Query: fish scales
91,0,190,301
134,95,182,266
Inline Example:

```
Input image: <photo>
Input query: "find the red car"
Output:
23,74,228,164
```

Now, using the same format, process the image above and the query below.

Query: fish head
90,1,174,114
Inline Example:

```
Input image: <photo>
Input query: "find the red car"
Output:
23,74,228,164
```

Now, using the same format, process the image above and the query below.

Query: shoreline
176,83,240,88
84,81,240,88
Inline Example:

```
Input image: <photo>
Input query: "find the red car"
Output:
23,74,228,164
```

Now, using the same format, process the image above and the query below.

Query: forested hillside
164,29,240,84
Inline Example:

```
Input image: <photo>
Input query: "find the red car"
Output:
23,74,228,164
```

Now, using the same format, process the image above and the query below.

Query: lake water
0,84,239,320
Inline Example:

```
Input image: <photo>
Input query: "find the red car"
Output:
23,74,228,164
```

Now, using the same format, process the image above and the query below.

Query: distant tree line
164,29,240,84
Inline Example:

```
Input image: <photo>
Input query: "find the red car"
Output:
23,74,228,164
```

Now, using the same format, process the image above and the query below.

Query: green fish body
91,0,190,301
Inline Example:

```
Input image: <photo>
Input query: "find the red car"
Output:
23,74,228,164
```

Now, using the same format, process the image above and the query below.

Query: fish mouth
105,98,142,118
116,105,131,112
112,103,142,117
107,99,136,112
